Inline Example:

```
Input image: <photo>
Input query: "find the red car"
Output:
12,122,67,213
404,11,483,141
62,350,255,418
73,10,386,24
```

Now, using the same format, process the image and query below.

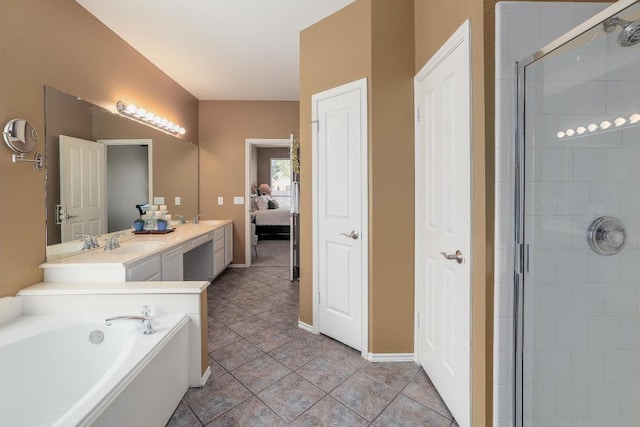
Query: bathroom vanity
41,221,233,283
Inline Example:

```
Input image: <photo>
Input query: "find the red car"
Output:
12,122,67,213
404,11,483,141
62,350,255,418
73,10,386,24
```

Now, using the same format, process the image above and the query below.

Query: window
270,158,291,209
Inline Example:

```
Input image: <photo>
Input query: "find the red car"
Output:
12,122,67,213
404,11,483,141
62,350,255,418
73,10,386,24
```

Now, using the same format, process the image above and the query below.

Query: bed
251,208,291,239
250,195,290,239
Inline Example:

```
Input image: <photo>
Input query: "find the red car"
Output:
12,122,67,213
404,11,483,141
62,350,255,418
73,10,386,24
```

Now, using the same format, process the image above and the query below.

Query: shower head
603,16,640,47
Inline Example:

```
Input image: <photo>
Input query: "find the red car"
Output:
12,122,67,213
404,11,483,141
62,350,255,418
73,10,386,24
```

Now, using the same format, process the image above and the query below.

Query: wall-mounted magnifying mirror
3,118,43,170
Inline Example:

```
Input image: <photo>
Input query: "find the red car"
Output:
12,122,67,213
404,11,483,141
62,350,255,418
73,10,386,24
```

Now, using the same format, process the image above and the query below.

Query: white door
415,21,471,427
59,135,107,242
313,78,368,353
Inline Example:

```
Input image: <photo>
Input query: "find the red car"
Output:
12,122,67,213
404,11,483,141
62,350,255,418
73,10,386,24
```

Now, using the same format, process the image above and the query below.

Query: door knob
440,250,463,264
340,230,359,240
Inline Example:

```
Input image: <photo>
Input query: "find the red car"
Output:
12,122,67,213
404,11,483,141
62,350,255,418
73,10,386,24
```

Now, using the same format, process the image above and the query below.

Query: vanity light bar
557,113,640,140
116,101,186,135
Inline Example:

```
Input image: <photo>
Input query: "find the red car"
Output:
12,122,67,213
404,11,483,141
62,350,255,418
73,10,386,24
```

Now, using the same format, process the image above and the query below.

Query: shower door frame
513,1,638,426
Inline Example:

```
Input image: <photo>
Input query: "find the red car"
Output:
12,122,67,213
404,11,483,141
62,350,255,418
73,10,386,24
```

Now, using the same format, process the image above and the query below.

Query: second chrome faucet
104,232,126,251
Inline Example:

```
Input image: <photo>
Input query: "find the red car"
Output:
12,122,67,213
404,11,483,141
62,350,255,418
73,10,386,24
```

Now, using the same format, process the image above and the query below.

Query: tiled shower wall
494,3,609,426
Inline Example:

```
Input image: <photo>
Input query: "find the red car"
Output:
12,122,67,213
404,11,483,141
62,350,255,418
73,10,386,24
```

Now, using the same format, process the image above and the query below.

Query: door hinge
416,312,421,328
416,106,420,122
317,290,321,304
311,119,319,132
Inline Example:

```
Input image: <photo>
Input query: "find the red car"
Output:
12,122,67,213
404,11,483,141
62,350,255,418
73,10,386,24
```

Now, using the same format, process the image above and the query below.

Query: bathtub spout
105,315,156,335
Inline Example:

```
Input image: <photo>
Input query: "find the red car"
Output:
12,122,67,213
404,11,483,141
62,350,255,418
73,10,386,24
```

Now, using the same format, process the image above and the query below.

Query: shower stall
511,0,640,425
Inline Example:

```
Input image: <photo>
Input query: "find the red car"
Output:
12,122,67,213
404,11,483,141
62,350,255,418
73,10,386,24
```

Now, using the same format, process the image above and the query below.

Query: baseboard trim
228,264,249,268
200,366,211,387
298,320,316,334
367,353,415,362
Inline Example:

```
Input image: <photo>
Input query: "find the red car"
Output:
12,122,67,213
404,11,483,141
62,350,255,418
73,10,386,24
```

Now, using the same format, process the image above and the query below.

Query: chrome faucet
104,232,125,251
105,306,155,335
175,215,186,225
193,214,201,224
75,233,99,250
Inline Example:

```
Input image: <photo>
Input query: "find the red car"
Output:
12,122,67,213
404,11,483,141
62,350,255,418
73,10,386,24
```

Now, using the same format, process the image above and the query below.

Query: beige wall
0,0,198,298
299,0,415,353
199,101,299,265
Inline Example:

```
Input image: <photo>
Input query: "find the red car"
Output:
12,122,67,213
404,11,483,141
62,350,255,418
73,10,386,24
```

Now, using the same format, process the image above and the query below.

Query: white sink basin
46,240,86,259
112,241,166,254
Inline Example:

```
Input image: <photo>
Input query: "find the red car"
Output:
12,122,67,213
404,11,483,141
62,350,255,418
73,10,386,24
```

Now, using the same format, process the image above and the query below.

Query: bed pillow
268,199,279,209
256,195,270,211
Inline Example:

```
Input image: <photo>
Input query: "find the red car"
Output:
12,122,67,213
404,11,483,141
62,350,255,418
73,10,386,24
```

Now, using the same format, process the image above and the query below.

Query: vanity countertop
18,280,209,295
40,220,231,269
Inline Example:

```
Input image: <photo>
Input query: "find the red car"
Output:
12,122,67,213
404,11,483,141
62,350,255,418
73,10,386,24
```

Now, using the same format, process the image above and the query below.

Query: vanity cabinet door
224,223,233,266
213,236,225,278
162,246,184,281
126,255,162,281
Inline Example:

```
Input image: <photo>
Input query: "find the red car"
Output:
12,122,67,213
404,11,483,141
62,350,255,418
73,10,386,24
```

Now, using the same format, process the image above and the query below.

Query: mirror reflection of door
100,139,151,232
59,135,107,242
59,136,151,242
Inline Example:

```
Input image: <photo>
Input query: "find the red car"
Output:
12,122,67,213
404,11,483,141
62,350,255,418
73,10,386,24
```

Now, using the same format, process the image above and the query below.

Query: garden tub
0,313,189,426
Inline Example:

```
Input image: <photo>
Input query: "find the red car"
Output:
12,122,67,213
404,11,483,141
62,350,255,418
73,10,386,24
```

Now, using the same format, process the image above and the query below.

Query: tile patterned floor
167,264,457,426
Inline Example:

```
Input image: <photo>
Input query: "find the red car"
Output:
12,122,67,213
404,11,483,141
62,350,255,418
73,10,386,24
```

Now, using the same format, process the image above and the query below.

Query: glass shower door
518,2,640,425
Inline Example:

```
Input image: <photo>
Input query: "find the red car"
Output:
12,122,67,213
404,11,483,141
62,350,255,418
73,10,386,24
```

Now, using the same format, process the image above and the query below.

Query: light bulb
154,116,162,124
576,126,586,135
125,104,137,115
161,119,169,127
557,131,565,138
630,113,640,124
566,129,575,137
600,120,612,129
145,112,155,121
615,117,627,127
167,121,174,130
136,108,146,118
179,128,186,135
588,123,598,132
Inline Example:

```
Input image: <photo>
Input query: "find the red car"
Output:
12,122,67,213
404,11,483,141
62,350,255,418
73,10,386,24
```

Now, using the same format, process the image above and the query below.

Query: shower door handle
440,250,464,264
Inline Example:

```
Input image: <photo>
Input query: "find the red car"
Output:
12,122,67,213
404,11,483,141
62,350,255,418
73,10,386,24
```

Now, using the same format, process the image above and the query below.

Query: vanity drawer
214,228,225,241
214,237,224,253
126,255,161,281
192,232,213,249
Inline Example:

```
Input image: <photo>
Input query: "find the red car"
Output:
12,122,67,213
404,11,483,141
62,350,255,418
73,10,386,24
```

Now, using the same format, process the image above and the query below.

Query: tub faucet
104,232,125,251
105,306,155,335
193,214,201,224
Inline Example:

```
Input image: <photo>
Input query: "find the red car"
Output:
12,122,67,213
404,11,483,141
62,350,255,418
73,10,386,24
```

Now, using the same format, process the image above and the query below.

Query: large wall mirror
45,86,198,259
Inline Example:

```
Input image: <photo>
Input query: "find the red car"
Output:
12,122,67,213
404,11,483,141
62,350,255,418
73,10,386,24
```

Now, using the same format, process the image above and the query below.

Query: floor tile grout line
252,393,290,425
180,393,206,426
253,376,329,425
397,368,455,421
397,391,455,422
326,372,401,423
180,260,454,426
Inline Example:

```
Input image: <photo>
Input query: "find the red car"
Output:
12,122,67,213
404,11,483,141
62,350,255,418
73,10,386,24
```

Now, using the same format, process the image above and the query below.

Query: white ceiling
76,0,355,101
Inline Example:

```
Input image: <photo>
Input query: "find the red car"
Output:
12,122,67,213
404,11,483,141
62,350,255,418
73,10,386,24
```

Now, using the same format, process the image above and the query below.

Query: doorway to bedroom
245,138,299,281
